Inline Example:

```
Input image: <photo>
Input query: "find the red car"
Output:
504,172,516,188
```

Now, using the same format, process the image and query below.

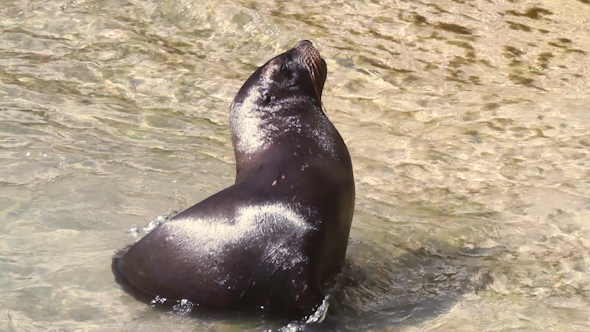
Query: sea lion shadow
321,240,494,331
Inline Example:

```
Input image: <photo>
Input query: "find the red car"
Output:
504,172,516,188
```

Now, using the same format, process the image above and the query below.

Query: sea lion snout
292,40,327,102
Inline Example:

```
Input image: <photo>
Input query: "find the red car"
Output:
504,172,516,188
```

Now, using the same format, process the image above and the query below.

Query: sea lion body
113,41,355,318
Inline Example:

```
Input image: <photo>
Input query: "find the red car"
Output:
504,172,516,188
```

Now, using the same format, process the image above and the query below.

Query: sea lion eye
280,63,289,74
262,91,272,103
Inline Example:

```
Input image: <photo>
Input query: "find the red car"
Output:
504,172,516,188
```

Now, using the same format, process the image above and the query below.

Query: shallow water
1,0,589,331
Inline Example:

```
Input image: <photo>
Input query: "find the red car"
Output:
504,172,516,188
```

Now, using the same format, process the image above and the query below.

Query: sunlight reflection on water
0,0,589,331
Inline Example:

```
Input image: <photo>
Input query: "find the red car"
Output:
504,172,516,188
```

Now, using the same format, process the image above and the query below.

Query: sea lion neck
230,99,330,182
230,96,322,150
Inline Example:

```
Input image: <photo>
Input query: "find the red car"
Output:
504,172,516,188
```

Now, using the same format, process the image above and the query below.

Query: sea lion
112,40,355,319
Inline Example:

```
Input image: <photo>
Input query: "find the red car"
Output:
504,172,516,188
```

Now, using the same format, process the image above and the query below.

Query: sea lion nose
293,40,320,59
295,40,314,49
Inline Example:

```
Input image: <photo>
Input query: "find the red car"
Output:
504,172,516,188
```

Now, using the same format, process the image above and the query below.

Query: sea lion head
233,40,327,108
230,40,329,159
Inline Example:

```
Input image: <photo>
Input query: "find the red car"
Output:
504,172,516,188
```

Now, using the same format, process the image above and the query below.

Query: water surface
1,0,589,331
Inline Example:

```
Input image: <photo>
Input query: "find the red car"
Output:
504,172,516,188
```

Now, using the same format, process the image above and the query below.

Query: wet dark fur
112,41,355,319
